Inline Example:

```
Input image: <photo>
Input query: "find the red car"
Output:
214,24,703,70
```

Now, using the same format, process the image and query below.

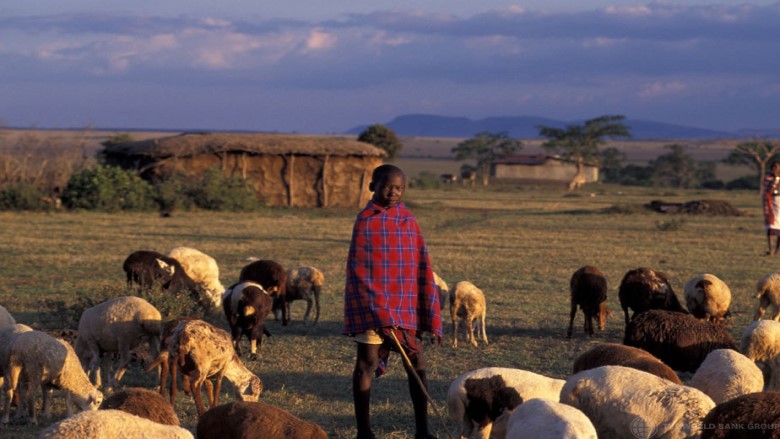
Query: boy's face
372,172,406,208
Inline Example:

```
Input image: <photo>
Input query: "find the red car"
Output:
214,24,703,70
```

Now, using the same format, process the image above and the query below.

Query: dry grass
0,181,771,438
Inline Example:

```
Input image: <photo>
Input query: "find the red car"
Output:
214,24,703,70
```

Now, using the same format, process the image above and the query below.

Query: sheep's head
237,375,263,402
75,389,103,412
597,302,614,331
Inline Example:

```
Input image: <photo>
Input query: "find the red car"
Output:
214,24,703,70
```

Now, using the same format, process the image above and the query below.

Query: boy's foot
356,433,377,439
415,435,438,439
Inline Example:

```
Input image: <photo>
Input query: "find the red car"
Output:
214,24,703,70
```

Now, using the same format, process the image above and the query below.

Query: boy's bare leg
406,352,434,439
353,343,379,439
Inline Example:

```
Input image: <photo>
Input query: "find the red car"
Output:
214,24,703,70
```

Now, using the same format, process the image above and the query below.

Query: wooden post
321,155,329,208
241,152,247,179
288,154,295,207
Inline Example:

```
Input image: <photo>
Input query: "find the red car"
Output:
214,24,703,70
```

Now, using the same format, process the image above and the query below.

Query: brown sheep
223,281,274,361
618,267,687,325
573,342,682,384
99,387,180,426
700,392,780,439
450,281,488,348
278,266,324,325
144,316,197,400
197,401,328,439
238,259,288,326
567,265,612,338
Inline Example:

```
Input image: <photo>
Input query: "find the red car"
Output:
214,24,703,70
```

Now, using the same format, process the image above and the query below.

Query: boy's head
369,164,406,208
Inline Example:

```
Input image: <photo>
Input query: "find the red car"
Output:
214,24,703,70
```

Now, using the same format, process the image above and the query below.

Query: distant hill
346,114,754,140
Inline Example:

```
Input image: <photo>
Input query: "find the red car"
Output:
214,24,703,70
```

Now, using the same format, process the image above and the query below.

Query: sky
2,1,779,134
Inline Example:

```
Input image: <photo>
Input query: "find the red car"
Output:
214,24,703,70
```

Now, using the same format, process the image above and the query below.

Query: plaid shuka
342,200,442,338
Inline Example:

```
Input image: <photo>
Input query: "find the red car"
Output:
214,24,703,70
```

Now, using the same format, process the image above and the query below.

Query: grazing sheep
223,281,274,360
74,296,162,391
238,259,288,326
560,365,715,439
197,401,328,439
0,324,33,415
447,367,565,439
0,305,15,328
167,246,225,309
740,319,780,390
700,392,780,439
754,272,780,320
169,319,263,416
623,309,737,372
278,265,324,325
99,387,179,426
39,409,194,439
144,316,197,399
450,280,488,348
618,267,687,325
572,342,682,384
2,331,103,425
122,250,208,307
690,349,764,404
433,271,450,310
505,399,597,439
567,265,611,338
684,273,732,325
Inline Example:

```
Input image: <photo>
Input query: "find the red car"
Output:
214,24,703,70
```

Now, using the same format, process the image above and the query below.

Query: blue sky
2,1,779,134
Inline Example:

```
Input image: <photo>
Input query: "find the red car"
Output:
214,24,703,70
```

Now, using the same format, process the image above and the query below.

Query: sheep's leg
566,301,578,338
87,345,102,389
204,380,214,408
2,364,21,424
451,318,459,348
623,306,630,326
755,295,769,320
169,355,179,406
480,312,488,345
303,296,314,326
65,391,74,417
771,303,780,321
212,373,225,408
313,286,321,325
280,294,289,326
26,367,40,426
474,423,492,439
585,311,594,336
112,342,132,388
191,374,208,416
231,328,242,356
466,317,477,347
41,384,53,419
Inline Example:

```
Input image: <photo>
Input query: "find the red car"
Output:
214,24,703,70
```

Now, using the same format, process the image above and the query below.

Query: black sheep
223,281,274,361
238,259,288,326
623,309,737,373
567,265,611,338
618,267,687,325
701,392,780,439
122,250,206,304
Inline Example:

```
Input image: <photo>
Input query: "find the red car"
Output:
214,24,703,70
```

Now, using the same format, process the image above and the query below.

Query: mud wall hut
101,132,386,208
491,155,599,183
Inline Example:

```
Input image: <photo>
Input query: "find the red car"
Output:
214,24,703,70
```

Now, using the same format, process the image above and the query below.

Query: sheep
740,319,780,390
684,273,732,325
99,387,179,426
450,280,488,348
700,392,780,439
197,401,328,439
560,365,715,439
690,349,764,404
39,409,194,439
447,367,565,439
505,398,597,439
2,330,103,425
754,271,780,320
572,342,682,384
144,316,198,399
618,267,687,325
169,319,263,416
0,305,15,328
433,271,450,310
167,246,225,309
238,259,288,326
623,309,737,372
278,265,324,325
567,265,611,338
74,296,162,391
0,323,33,415
222,281,274,360
122,250,209,308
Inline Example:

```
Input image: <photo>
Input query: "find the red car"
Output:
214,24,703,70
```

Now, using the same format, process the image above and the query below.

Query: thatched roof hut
102,132,386,208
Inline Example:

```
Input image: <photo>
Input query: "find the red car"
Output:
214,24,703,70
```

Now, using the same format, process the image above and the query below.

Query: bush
0,183,49,211
725,175,760,191
62,165,156,211
187,167,259,211
154,174,196,213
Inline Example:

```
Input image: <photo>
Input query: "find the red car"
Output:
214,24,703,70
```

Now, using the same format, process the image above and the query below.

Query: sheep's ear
244,305,256,316
155,259,175,275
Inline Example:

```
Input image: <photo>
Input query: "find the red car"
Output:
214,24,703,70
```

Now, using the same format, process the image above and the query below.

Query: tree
722,140,780,193
600,147,627,183
357,125,403,160
537,115,631,191
451,131,522,186
648,144,713,188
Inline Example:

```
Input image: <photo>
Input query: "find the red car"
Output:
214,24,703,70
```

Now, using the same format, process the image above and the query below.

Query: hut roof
103,132,386,158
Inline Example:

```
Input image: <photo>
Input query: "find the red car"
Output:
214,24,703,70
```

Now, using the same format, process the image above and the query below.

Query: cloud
302,28,337,53
639,81,687,99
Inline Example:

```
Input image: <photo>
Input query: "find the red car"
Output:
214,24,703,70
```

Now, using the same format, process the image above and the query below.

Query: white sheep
689,348,764,404
754,271,780,320
74,296,162,391
169,319,263,415
0,305,15,329
560,365,715,439
683,273,732,324
433,271,450,310
282,265,325,325
0,323,33,417
447,367,565,439
505,398,597,439
39,409,194,439
740,319,780,390
450,280,488,348
168,246,225,309
2,330,103,425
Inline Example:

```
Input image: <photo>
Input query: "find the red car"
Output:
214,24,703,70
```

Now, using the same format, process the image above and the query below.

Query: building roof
103,132,386,158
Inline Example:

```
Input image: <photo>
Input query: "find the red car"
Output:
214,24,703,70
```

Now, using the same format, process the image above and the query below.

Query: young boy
342,164,442,439
765,161,780,255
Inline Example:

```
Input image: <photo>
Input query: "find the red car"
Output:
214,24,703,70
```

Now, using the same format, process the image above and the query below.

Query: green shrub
0,183,49,211
62,165,156,211
154,174,196,213
187,167,258,211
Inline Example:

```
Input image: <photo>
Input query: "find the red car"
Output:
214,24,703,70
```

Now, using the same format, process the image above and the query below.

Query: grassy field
0,182,773,438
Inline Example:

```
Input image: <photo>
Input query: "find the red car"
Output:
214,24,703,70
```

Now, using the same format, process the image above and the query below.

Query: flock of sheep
6,243,780,438
443,265,780,439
